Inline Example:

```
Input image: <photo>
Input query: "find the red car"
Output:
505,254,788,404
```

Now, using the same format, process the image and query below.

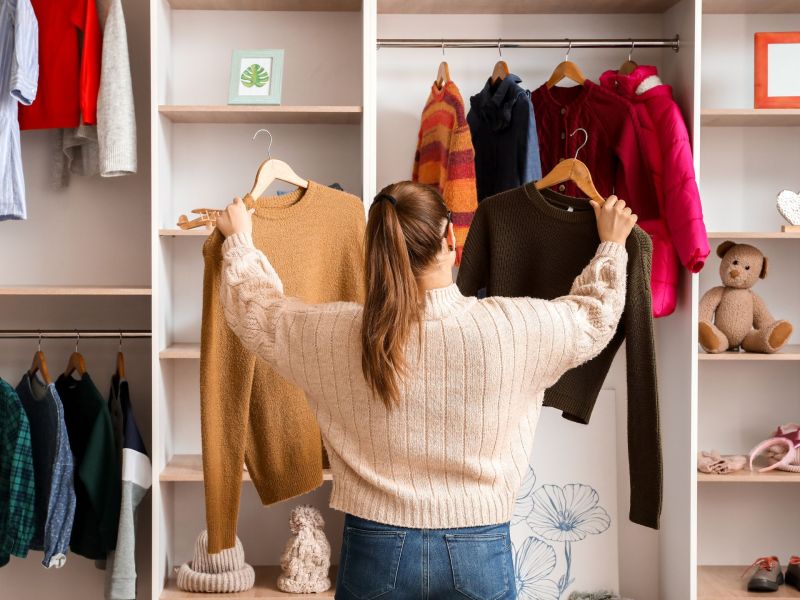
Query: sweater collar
522,182,596,224
469,73,525,131
247,180,320,221
423,284,469,320
536,79,593,111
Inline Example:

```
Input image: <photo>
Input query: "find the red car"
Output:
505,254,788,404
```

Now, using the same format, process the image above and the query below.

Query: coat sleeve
443,123,479,265
615,102,659,215
10,0,38,106
518,91,542,184
455,201,490,297
660,103,710,272
72,0,102,125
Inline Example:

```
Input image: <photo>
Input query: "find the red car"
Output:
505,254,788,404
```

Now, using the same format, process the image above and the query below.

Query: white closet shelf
160,454,333,482
698,469,800,484
703,0,800,14
699,565,800,599
0,286,151,296
699,345,800,361
701,109,800,127
158,105,362,124
159,343,201,359
162,565,337,599
159,228,211,237
708,231,800,239
167,0,359,10
378,0,681,13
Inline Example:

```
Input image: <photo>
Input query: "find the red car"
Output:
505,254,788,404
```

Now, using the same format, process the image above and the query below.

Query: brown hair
361,181,451,408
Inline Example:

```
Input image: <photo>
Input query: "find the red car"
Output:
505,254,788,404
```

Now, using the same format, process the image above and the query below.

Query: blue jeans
335,514,516,600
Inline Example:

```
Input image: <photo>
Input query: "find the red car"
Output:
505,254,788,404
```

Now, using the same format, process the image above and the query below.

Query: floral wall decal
513,465,612,599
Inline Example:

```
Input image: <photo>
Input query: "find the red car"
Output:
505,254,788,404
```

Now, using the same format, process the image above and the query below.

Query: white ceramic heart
777,190,800,226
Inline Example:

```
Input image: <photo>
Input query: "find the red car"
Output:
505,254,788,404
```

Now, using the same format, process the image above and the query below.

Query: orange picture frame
755,32,800,108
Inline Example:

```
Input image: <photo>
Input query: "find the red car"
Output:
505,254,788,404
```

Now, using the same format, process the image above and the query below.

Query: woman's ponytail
361,182,450,408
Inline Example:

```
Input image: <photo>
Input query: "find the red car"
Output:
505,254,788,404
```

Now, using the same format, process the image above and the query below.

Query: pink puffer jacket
600,65,709,317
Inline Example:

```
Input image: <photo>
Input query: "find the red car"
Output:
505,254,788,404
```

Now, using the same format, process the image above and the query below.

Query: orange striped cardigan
412,81,478,264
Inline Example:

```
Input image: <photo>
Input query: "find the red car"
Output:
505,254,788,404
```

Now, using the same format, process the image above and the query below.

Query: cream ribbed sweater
220,232,627,529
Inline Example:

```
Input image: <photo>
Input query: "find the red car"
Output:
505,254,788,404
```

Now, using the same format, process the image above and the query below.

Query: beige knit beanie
277,505,331,593
177,530,255,593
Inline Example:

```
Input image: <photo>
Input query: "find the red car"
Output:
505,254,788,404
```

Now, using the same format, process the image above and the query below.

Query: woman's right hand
590,195,638,245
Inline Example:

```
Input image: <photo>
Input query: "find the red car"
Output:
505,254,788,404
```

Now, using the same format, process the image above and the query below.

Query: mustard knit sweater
219,232,628,530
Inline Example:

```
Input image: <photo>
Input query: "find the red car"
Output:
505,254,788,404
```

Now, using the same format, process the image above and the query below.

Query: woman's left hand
216,197,255,238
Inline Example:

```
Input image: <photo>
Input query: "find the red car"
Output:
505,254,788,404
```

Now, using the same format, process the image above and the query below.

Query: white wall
0,1,152,599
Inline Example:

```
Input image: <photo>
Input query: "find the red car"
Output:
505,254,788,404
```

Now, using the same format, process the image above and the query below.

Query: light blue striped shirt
0,0,37,221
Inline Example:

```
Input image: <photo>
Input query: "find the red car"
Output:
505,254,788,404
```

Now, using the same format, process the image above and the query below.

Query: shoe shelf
699,565,800,599
698,345,800,361
159,343,201,359
159,454,333,483
161,565,337,599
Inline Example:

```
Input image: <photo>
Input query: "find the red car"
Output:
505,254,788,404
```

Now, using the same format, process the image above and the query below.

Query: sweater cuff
222,232,255,254
596,241,628,261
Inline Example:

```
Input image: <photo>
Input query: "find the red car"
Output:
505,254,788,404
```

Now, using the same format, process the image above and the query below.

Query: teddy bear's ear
760,256,768,279
716,240,736,258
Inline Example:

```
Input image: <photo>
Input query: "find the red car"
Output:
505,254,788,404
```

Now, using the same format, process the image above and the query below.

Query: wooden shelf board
701,108,800,127
698,468,800,483
703,0,800,14
160,455,333,482
159,228,212,237
378,0,681,13
0,286,151,296
159,105,362,124
699,345,800,361
162,565,337,599
708,231,800,239
168,0,359,10
699,565,800,599
159,343,201,359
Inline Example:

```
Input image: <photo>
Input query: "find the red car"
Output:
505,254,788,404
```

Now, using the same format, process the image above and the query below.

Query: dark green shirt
457,182,661,530
0,379,36,566
56,373,120,560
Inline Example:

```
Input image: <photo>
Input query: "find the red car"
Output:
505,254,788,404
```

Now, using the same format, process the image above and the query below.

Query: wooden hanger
490,40,509,83
116,333,126,380
64,332,87,379
546,41,586,88
28,333,51,385
435,40,450,89
535,128,605,206
619,40,638,76
247,129,308,204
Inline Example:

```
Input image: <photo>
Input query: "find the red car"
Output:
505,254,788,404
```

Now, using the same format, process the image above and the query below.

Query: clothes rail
377,36,680,52
0,330,151,339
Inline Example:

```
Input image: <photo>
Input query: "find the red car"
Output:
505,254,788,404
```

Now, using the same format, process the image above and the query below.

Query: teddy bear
699,241,793,354
276,505,331,593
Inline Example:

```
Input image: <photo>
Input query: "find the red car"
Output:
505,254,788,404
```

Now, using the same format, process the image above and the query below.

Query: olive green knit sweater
457,182,661,530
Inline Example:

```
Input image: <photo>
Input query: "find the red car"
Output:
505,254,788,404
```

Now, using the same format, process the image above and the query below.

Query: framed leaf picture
755,32,800,108
229,49,284,105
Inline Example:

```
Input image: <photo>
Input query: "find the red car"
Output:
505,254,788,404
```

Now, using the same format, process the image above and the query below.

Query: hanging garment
52,0,136,187
600,65,710,316
104,375,151,600
215,224,626,531
18,0,101,130
0,0,37,220
412,80,478,264
467,73,542,201
56,373,120,560
0,379,35,566
201,181,366,553
15,373,76,568
457,183,662,530
530,80,656,212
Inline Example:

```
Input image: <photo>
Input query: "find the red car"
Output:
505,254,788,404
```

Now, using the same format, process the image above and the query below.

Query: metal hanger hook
441,39,445,57
75,330,80,353
565,39,572,62
497,39,502,58
253,129,273,160
628,40,635,62
119,332,123,352
37,330,42,352
571,127,589,160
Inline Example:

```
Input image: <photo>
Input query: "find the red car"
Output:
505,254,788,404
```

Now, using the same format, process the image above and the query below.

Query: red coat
600,66,709,317
530,80,657,216
19,0,101,130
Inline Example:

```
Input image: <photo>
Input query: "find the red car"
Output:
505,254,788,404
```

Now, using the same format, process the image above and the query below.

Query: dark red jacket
19,0,101,130
531,80,657,214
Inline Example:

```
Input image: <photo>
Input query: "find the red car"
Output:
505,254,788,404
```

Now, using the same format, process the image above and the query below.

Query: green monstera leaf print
240,63,270,88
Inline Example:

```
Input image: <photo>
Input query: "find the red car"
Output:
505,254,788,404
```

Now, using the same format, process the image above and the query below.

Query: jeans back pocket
445,532,510,600
341,526,406,600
